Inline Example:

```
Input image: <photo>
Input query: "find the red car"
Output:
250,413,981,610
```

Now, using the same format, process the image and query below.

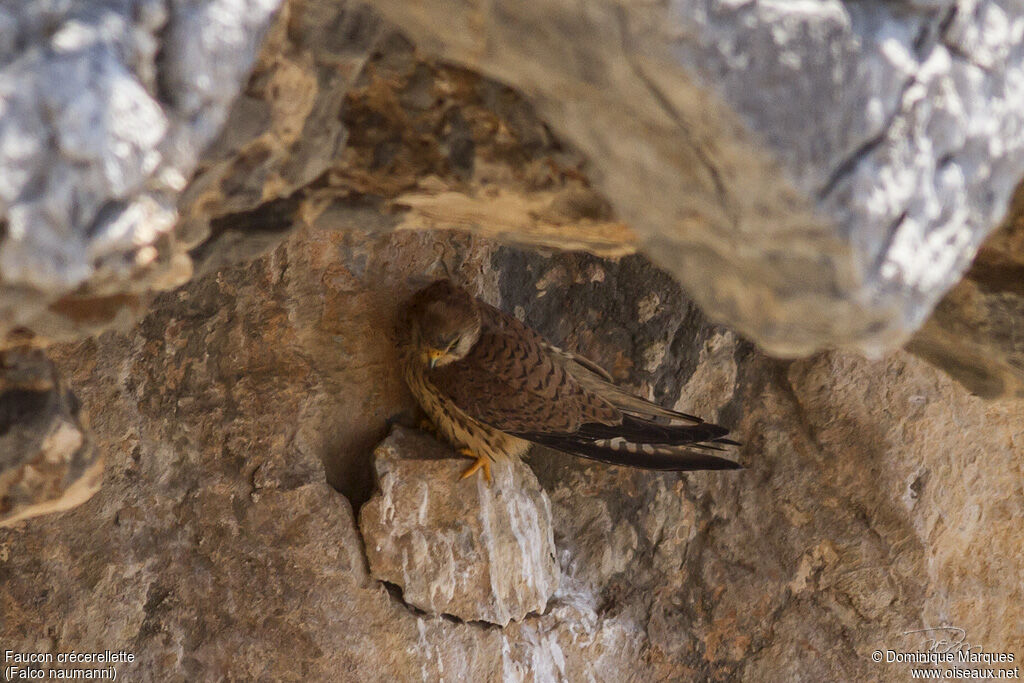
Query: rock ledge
358,426,559,626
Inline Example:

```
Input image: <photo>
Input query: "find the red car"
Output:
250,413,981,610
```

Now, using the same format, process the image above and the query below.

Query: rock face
179,0,389,276
0,234,685,681
1,233,1021,680
368,0,1024,356
0,0,1022,681
0,347,101,527
2,0,1021,395
0,0,281,346
910,181,1024,398
359,427,559,625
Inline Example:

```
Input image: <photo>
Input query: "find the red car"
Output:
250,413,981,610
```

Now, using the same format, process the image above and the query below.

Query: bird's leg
457,447,492,484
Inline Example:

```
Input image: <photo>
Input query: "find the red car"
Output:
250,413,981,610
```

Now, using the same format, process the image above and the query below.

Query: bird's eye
445,335,461,351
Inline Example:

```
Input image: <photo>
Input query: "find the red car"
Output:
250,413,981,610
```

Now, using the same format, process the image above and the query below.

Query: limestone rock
359,426,559,626
183,5,637,275
0,1,1021,678
0,220,1020,680
909,181,1024,398
0,348,101,527
368,0,1024,356
0,234,657,681
0,0,280,346
179,0,388,276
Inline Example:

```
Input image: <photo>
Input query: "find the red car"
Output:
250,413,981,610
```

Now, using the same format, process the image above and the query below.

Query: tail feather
573,415,729,444
513,414,742,471
681,441,729,452
519,432,742,471
530,343,741,471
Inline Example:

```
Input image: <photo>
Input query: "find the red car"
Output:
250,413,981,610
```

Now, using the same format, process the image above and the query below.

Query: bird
397,279,741,483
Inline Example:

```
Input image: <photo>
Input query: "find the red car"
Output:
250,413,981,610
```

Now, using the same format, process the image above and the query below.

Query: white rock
359,426,560,626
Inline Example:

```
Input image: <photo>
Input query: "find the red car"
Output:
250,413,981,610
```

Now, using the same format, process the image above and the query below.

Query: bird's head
401,280,482,369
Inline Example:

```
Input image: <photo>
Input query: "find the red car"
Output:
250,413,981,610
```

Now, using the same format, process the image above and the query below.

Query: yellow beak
427,348,444,369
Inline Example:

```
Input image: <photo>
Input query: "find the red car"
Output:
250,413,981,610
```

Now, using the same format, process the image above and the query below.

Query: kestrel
398,280,741,482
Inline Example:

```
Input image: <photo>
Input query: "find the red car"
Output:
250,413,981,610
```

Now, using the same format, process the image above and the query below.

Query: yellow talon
458,448,492,483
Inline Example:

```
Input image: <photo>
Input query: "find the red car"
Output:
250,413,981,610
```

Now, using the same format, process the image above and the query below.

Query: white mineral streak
359,427,559,625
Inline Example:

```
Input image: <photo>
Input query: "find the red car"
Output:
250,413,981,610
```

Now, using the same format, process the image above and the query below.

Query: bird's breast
401,358,528,461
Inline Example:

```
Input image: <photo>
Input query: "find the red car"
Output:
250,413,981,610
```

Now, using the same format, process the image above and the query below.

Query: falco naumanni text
398,280,741,482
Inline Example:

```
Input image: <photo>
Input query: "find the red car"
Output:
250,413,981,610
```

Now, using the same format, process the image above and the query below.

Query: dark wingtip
517,432,744,472
691,455,743,470
575,416,734,446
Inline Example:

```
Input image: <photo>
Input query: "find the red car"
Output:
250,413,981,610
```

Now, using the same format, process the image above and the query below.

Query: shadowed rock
0,347,100,527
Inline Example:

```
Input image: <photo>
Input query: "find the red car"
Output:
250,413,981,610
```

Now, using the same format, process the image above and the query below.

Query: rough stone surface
0,1,1022,680
0,230,657,681
2,0,1021,368
368,0,1024,356
178,0,389,275
0,0,281,346
181,5,636,273
1,226,1021,680
910,180,1024,398
359,426,559,626
0,347,101,528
